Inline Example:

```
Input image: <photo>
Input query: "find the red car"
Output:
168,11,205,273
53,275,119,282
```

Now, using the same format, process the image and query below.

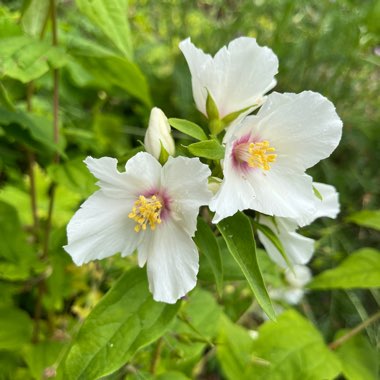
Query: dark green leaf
187,139,225,160
194,218,223,295
217,212,276,320
168,118,208,141
308,248,380,289
60,268,180,380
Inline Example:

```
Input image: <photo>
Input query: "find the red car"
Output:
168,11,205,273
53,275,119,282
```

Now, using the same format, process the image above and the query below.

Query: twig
328,310,380,350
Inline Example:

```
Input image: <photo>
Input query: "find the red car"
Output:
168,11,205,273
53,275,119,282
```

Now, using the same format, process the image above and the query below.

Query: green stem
328,310,380,350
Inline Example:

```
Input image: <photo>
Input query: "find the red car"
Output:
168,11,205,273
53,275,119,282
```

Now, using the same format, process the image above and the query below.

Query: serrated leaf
60,268,180,380
194,218,223,295
0,36,68,82
187,139,225,160
346,210,380,231
217,212,276,320
76,0,133,58
308,248,380,289
168,118,207,141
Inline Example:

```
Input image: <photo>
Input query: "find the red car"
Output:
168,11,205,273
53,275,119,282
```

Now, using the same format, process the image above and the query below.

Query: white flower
64,152,212,304
179,37,278,120
144,107,175,160
270,265,312,305
257,183,340,268
210,91,343,223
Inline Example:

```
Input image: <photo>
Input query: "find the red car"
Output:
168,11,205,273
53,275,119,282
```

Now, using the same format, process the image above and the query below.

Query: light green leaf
168,118,208,141
60,268,180,380
0,201,37,280
0,36,68,82
346,210,380,231
217,212,276,320
246,310,342,380
23,341,65,380
335,332,379,380
187,139,225,160
0,81,15,111
0,307,33,350
76,0,133,58
308,248,380,289
194,218,223,295
216,314,257,380
21,0,50,37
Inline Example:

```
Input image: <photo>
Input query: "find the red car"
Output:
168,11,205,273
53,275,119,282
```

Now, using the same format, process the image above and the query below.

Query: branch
328,310,380,350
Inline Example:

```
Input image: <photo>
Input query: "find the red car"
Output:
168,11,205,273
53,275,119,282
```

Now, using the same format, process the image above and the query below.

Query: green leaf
253,219,292,269
76,0,133,58
60,268,180,380
0,201,37,281
346,210,380,231
0,36,68,82
221,105,252,126
23,341,65,380
194,219,223,295
70,54,151,107
187,139,225,160
0,307,33,350
21,0,50,37
216,314,257,380
47,158,97,197
335,332,379,380
217,212,276,320
247,310,342,380
168,118,208,141
308,248,380,289
0,81,15,111
0,107,65,156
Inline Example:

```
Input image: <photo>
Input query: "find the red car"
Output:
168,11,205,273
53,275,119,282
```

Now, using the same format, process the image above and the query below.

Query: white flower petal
64,191,141,265
84,156,135,198
179,37,278,118
281,288,305,305
139,219,199,303
296,182,340,227
161,156,212,235
257,91,343,170
285,265,312,288
124,152,162,193
210,144,257,223
258,216,315,268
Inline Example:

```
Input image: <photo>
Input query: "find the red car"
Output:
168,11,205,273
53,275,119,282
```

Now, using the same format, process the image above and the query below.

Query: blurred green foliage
0,0,379,379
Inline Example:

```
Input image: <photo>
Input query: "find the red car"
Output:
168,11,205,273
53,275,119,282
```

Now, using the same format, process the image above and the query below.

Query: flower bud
144,107,175,161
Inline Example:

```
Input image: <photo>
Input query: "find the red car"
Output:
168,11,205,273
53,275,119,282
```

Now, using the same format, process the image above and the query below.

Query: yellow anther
128,195,162,233
247,140,277,170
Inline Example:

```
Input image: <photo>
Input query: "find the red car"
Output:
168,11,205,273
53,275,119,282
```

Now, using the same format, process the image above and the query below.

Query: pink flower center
233,138,277,171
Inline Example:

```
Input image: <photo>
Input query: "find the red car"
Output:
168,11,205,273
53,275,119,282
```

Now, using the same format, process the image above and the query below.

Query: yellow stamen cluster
128,195,162,232
247,140,277,170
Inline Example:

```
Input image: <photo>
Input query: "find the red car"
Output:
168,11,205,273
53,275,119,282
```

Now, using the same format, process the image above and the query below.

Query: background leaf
187,139,225,160
309,248,380,289
346,210,380,231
